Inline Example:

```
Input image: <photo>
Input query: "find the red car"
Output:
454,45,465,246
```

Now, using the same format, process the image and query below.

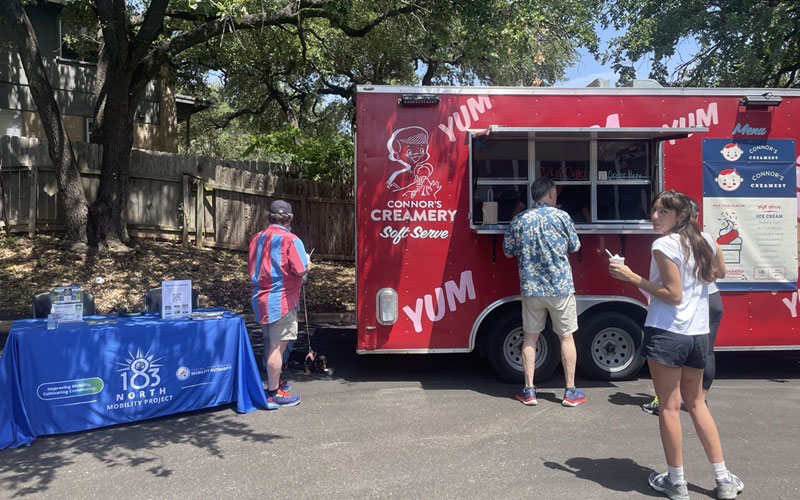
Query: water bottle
46,313,57,330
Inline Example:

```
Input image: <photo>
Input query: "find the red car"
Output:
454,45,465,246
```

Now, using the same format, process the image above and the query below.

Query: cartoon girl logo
715,168,743,192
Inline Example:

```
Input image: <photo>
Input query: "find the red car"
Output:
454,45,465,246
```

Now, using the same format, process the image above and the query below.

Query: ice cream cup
609,255,625,266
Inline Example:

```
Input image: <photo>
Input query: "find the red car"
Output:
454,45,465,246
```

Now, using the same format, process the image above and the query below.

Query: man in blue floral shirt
503,177,586,407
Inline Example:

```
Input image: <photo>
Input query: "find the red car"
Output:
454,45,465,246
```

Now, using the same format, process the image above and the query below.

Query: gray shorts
261,310,298,343
642,327,709,369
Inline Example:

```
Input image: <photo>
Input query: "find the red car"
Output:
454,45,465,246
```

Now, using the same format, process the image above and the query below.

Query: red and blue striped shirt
248,224,310,324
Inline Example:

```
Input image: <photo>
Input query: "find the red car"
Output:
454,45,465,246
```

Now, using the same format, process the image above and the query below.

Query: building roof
176,94,212,121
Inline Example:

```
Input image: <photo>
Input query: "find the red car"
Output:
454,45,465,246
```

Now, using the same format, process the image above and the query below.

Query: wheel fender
469,295,521,351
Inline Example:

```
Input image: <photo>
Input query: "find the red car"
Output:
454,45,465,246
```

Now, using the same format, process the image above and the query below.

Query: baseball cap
269,199,293,214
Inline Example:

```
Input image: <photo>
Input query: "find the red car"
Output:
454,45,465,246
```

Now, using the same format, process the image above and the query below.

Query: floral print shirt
503,202,581,297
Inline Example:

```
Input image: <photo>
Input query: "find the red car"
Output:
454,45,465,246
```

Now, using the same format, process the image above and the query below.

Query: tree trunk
1,0,88,244
88,79,135,248
87,4,141,251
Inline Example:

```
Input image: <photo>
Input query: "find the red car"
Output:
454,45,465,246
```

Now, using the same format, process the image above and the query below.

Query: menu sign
161,279,193,319
702,139,797,291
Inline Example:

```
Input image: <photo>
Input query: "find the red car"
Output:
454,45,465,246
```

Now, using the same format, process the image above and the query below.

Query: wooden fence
0,136,355,260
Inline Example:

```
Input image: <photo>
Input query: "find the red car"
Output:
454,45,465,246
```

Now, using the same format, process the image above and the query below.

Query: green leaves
598,0,800,87
249,126,354,183
173,0,602,179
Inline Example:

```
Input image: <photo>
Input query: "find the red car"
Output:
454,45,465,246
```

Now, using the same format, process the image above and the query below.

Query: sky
558,26,699,88
560,46,619,88
558,24,622,87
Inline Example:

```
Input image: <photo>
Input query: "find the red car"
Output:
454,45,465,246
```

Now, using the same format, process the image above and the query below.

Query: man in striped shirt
249,199,311,407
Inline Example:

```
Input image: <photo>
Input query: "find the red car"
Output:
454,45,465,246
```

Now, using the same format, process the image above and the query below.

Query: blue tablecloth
0,309,269,449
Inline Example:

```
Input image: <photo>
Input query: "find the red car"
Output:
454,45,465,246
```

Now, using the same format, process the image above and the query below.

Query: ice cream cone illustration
717,211,742,264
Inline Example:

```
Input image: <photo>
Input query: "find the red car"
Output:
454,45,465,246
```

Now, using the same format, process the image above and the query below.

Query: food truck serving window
469,126,707,233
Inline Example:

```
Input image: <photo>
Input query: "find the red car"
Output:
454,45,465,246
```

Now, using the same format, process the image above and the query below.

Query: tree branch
132,8,218,26
421,59,437,85
95,0,130,62
672,41,721,81
130,0,168,63
319,81,354,99
772,61,800,86
335,3,418,37
211,100,272,129
134,2,422,88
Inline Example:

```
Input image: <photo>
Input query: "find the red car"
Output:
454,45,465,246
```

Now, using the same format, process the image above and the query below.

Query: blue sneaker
268,388,301,407
263,379,291,392
562,387,586,407
266,400,279,410
515,386,538,406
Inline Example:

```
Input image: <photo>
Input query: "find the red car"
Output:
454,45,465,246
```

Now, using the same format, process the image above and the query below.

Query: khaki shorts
261,309,298,342
522,294,578,336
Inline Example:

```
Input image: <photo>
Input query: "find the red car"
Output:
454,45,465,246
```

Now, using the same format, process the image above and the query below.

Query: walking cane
302,284,316,365
300,249,333,375
302,248,317,369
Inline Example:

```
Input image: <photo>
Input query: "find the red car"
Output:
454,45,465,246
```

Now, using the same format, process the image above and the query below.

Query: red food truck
354,82,800,382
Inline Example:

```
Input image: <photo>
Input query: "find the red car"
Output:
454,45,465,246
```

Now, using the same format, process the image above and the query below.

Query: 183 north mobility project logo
109,347,174,410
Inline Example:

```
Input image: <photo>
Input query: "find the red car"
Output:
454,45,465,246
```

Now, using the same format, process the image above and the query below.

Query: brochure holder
51,285,84,323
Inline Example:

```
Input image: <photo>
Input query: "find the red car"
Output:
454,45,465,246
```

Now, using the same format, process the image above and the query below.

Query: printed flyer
51,285,84,322
702,139,797,291
161,279,193,318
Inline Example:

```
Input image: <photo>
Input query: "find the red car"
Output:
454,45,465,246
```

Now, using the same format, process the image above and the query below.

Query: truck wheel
577,312,645,381
487,313,561,383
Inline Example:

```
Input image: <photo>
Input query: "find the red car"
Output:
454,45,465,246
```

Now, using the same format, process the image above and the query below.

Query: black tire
486,312,561,383
577,312,645,381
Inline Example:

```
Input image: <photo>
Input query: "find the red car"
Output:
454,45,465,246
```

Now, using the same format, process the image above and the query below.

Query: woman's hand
607,251,682,305
609,263,637,283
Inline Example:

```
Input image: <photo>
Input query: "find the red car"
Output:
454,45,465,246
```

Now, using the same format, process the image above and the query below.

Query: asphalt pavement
1,325,798,500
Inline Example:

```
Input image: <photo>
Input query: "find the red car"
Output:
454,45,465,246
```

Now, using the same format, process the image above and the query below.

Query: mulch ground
0,235,354,320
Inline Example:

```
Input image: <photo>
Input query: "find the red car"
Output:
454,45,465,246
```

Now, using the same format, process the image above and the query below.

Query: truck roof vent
621,79,663,88
586,78,610,88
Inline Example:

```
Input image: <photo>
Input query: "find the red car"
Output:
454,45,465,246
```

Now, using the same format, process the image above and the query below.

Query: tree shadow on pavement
0,406,281,498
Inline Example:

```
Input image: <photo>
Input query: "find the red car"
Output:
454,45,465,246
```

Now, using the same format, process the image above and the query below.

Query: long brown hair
652,190,714,283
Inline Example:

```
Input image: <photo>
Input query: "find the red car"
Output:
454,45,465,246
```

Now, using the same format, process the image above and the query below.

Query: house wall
0,2,178,152
22,110,83,141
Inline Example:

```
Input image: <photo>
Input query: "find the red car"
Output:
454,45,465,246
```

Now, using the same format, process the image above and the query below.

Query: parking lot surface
1,326,798,500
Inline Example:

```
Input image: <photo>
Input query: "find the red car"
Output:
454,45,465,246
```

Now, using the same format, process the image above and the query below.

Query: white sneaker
649,471,690,500
716,472,743,500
